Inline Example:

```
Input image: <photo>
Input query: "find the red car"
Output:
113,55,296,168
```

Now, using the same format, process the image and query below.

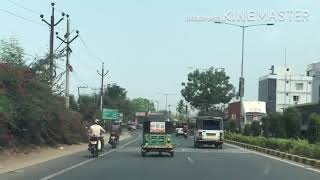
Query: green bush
243,124,251,136
251,121,261,137
307,113,320,144
268,112,286,138
225,133,320,160
229,120,236,133
0,65,86,147
283,107,302,138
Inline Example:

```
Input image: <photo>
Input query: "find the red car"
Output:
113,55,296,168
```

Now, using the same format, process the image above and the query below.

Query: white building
307,62,320,103
259,66,313,113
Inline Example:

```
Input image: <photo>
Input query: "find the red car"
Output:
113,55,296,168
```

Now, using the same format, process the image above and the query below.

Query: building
228,101,266,129
306,62,320,103
259,66,313,113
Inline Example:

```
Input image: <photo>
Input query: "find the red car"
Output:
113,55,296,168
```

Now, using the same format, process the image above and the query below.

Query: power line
79,35,102,63
6,0,41,15
0,8,43,26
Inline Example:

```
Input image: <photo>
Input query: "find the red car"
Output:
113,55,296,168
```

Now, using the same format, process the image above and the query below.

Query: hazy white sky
1,0,319,110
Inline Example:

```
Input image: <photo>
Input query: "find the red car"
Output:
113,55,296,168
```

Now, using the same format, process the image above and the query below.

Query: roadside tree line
0,38,155,149
227,107,320,145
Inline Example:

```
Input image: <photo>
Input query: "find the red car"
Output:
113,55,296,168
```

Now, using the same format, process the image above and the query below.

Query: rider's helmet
94,119,100,124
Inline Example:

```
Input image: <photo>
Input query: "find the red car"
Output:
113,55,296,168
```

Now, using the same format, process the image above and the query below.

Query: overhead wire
6,0,41,15
79,35,103,63
0,8,43,26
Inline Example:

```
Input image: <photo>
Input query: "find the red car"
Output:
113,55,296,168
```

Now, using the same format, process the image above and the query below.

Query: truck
227,101,267,129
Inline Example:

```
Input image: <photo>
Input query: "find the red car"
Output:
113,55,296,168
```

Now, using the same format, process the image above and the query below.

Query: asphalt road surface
2,131,320,180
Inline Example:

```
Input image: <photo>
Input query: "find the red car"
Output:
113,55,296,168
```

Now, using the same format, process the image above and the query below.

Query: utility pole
40,3,65,87
97,62,109,112
77,85,88,104
56,14,79,108
158,93,177,113
91,88,100,105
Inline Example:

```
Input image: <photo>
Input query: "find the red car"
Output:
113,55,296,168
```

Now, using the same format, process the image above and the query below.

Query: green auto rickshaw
141,113,174,157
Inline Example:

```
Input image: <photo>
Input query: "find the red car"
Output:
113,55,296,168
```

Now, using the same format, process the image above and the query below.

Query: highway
2,131,320,180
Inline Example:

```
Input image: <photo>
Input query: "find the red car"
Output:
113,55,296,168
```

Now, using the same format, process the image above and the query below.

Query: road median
225,139,320,169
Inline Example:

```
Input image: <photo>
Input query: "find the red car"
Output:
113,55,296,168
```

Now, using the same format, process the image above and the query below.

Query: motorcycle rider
89,119,106,151
109,121,120,143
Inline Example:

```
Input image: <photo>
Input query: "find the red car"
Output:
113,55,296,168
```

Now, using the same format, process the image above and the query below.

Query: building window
295,83,304,91
293,96,300,102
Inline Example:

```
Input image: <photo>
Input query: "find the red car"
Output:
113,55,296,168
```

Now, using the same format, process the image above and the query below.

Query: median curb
225,139,320,169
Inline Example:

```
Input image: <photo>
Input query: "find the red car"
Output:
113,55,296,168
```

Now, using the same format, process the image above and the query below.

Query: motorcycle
88,136,100,157
183,127,188,139
183,132,188,139
109,133,118,149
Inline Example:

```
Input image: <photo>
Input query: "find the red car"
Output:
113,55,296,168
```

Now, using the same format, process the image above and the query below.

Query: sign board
135,112,147,117
242,101,266,114
102,108,119,120
150,122,165,133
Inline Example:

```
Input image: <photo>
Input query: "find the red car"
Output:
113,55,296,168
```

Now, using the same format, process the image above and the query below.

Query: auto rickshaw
141,117,175,157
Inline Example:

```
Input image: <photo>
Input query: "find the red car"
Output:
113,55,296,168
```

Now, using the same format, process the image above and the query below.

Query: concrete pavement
2,131,320,180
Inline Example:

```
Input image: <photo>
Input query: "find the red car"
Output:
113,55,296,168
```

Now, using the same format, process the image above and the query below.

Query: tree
129,98,155,113
103,84,132,119
176,99,185,114
69,95,78,111
307,113,320,144
268,112,286,138
79,95,99,121
229,120,237,133
244,124,251,136
181,67,234,114
0,38,25,65
251,121,261,137
261,116,270,137
283,107,302,138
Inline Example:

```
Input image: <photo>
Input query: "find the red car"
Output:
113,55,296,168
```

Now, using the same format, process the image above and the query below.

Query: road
2,131,320,180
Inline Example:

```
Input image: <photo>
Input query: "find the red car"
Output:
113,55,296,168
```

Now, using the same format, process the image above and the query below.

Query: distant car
136,124,143,129
175,127,184,136
128,125,137,131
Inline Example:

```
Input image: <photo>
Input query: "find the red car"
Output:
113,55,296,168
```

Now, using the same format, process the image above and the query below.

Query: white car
175,128,184,136
128,125,137,131
194,117,224,149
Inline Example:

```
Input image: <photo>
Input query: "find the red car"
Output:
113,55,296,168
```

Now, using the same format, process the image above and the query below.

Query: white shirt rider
90,119,106,137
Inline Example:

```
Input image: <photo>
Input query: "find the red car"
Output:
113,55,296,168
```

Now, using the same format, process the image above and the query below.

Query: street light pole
214,21,274,130
158,93,177,113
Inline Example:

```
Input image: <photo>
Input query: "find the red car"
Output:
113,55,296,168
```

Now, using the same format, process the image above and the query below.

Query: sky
1,0,320,110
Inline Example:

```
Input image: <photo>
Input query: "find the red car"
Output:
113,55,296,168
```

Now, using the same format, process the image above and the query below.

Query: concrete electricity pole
56,14,79,108
97,62,109,112
40,3,65,87
158,93,177,113
77,85,88,104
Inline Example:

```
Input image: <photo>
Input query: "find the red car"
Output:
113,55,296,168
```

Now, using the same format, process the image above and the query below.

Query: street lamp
214,21,274,129
158,93,178,113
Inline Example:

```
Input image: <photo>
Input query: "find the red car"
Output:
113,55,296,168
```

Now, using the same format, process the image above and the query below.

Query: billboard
150,122,165,133
102,108,119,120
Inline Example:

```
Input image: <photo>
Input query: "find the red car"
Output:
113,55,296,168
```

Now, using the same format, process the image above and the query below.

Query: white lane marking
225,143,320,174
306,167,320,173
40,137,139,180
187,156,194,164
